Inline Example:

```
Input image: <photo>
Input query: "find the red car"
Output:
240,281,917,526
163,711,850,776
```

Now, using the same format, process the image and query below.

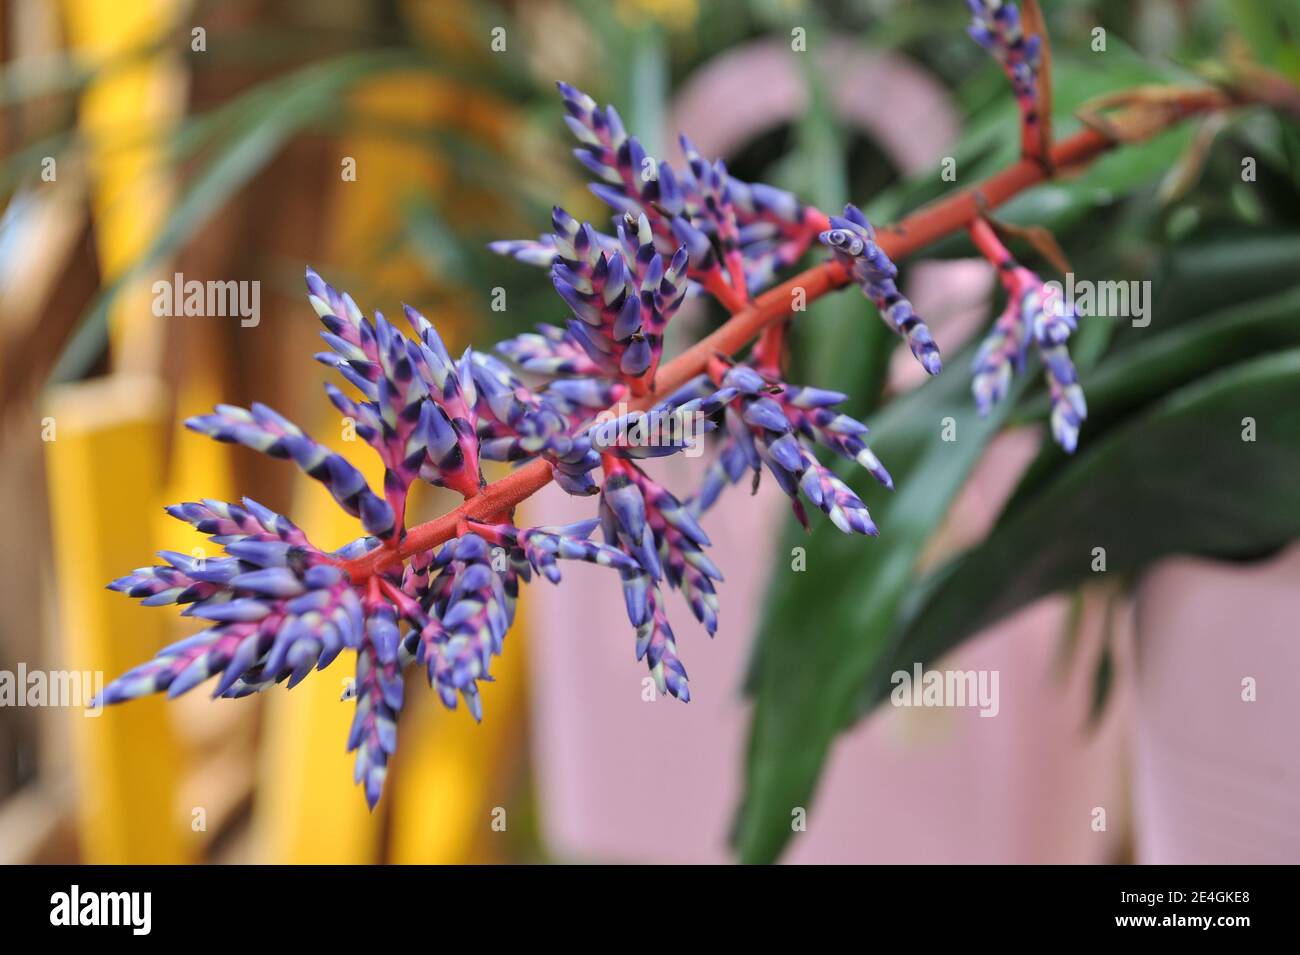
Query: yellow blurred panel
250,451,387,864
44,376,193,863
387,609,527,864
253,665,383,864
335,71,448,292
61,0,185,374
154,366,234,554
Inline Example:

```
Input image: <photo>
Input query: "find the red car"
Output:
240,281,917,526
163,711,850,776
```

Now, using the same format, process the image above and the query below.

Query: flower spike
969,217,1086,452
820,205,942,376
186,404,396,539
681,364,892,530
966,1,1047,158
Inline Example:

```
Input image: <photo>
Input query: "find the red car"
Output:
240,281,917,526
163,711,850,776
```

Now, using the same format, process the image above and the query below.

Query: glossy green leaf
876,348,1300,726
1007,276,1300,508
1019,280,1300,428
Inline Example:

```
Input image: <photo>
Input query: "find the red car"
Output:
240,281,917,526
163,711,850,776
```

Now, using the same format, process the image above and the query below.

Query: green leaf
1017,279,1300,428
732,352,1021,864
1135,234,1300,333
877,347,1300,725
1086,639,1115,730
1007,278,1300,509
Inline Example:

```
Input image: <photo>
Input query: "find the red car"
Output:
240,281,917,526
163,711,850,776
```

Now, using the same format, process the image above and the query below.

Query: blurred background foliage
1,0,1297,863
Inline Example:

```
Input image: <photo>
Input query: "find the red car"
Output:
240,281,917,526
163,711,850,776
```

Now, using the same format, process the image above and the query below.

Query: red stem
338,91,1234,583
698,268,748,313
754,322,787,374
968,217,1011,266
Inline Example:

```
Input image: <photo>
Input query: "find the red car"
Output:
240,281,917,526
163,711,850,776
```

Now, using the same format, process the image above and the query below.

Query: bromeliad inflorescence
99,1,1079,808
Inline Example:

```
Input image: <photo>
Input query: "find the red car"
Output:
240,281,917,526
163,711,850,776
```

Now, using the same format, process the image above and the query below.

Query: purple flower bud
967,1,1044,137
971,255,1087,452
820,205,941,376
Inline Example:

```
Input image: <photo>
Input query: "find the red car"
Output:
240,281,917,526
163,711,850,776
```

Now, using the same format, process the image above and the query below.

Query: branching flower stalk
337,92,1236,584
98,2,1260,808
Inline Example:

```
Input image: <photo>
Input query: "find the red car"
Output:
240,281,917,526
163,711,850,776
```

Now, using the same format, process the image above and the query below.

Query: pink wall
1133,547,1300,864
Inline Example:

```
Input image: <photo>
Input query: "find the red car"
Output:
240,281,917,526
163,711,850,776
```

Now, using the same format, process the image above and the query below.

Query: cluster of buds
464,348,615,496
105,499,363,702
679,361,893,536
543,208,689,390
495,82,828,310
969,218,1087,451
99,27,1086,807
